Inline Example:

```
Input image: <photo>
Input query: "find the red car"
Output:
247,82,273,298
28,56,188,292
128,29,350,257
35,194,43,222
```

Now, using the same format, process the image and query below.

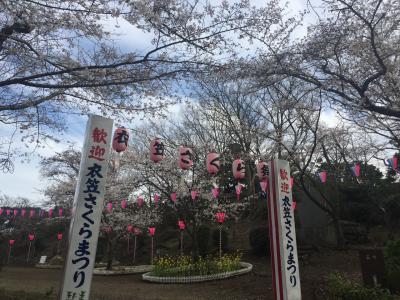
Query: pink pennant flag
59,208,63,217
21,208,26,217
191,191,198,201
28,234,35,241
107,202,113,213
29,209,35,218
13,209,18,217
393,156,398,170
9,239,15,246
154,194,160,207
170,192,177,202
127,224,133,232
235,184,243,200
137,196,144,208
6,209,11,216
353,164,360,177
148,227,156,236
0,208,3,215
48,208,53,218
121,199,127,209
211,188,219,199
260,180,268,193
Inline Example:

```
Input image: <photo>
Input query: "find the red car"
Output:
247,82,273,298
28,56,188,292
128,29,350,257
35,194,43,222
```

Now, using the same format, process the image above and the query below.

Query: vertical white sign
60,115,113,300
267,159,301,300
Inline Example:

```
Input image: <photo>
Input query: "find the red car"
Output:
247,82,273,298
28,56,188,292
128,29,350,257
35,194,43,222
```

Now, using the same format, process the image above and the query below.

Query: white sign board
39,256,47,264
267,159,301,300
60,115,113,300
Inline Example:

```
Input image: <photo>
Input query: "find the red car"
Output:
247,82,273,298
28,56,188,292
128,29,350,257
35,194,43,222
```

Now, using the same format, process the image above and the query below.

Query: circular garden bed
142,262,252,283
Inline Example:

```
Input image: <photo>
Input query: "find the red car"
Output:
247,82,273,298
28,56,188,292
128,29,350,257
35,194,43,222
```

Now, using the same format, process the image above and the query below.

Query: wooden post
180,230,183,256
219,224,222,259
27,241,32,263
132,235,137,265
267,159,301,300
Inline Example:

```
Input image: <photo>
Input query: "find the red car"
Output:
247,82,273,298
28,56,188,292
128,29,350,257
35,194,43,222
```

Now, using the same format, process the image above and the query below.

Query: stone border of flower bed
93,265,153,275
142,262,252,283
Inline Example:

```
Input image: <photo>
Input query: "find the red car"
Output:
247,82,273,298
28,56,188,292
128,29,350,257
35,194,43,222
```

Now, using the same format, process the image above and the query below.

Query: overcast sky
0,0,328,204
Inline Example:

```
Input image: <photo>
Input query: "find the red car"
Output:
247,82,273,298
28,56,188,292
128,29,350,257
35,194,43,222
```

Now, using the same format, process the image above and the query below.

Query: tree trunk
191,222,199,261
332,215,345,248
106,239,114,270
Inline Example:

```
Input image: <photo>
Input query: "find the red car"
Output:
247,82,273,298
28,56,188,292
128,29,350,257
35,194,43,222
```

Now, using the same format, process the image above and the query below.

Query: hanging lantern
260,180,268,193
178,146,193,170
319,171,327,183
232,158,245,180
178,220,185,230
216,212,226,224
137,196,144,208
9,239,15,246
191,191,198,201
21,208,26,217
206,152,220,175
48,208,53,218
28,234,35,241
121,199,127,209
29,209,35,218
150,138,165,162
351,164,360,177
59,208,63,217
6,209,11,216
13,209,18,217
127,225,133,233
57,233,63,241
133,227,141,235
170,192,177,202
212,188,219,199
112,127,129,153
106,202,113,213
148,227,156,236
256,161,269,181
154,194,160,207
235,184,243,200
0,208,3,215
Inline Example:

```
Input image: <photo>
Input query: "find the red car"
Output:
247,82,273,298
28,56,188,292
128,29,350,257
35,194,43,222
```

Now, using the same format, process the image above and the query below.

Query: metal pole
180,230,183,256
57,240,60,254
27,241,32,263
133,235,137,265
7,245,12,264
219,224,222,259
151,236,154,264
127,236,130,254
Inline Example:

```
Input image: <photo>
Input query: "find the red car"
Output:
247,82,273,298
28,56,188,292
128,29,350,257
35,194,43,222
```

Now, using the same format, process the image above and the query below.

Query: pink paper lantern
235,184,243,200
112,127,129,153
170,192,177,202
178,220,185,230
133,227,141,235
127,225,133,232
121,199,127,209
13,209,18,217
212,188,219,199
149,227,156,236
57,233,63,241
393,156,398,170
59,208,63,217
191,191,198,201
0,208,3,215
319,171,327,183
260,180,268,193
150,138,165,162
206,152,220,175
28,234,35,241
29,209,35,218
9,239,15,246
21,208,26,217
48,208,53,218
216,212,226,224
178,146,193,170
107,202,113,213
232,159,245,180
154,194,160,207
256,161,268,181
137,196,144,208
6,209,11,216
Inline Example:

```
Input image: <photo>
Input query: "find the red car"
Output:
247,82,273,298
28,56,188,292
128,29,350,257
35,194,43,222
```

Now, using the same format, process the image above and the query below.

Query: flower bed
142,253,252,283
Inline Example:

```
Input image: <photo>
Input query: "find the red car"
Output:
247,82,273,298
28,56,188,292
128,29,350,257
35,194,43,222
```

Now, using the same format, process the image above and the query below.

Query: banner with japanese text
60,115,113,300
268,159,301,300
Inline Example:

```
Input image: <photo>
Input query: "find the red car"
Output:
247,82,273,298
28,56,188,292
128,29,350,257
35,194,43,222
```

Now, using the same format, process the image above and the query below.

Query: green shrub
197,225,210,256
151,252,242,277
212,228,228,251
326,272,393,300
385,239,400,293
249,227,270,256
